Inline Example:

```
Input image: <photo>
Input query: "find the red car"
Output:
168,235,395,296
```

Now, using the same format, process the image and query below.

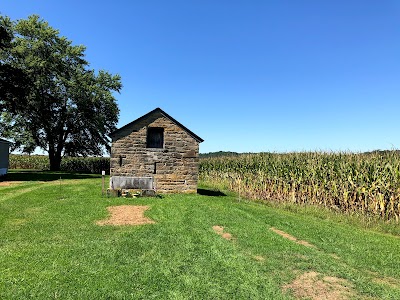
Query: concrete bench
110,176,154,190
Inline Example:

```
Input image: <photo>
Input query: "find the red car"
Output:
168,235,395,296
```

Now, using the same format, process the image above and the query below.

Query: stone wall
110,113,200,193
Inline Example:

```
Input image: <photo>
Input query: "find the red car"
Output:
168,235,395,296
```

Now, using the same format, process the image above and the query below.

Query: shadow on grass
197,188,226,197
2,170,101,182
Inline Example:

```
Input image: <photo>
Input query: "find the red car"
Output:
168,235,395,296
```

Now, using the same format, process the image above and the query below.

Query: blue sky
2,1,400,153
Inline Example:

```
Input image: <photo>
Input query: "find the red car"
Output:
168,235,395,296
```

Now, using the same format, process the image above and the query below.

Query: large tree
0,15,121,170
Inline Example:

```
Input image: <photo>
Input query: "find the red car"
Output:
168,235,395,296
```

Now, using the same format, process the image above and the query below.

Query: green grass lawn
1,171,399,299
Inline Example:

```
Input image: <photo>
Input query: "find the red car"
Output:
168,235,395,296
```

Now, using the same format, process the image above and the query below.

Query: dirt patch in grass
283,271,354,300
270,227,316,248
253,255,266,261
0,181,24,187
8,218,27,226
330,253,341,260
213,225,234,241
372,276,400,288
366,271,400,288
24,207,43,214
97,205,155,226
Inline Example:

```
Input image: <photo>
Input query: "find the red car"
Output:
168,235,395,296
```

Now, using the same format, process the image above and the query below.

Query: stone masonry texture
110,111,200,193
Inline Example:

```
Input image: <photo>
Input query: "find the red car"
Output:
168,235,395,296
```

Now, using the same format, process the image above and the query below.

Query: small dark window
147,127,164,148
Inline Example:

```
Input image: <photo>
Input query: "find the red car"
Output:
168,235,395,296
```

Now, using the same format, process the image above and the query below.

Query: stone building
109,108,204,193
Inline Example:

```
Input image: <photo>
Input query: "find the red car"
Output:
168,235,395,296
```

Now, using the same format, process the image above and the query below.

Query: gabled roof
110,107,204,143
0,138,11,144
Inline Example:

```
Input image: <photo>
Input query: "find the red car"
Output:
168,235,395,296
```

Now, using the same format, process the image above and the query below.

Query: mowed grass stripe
0,178,86,203
0,184,45,203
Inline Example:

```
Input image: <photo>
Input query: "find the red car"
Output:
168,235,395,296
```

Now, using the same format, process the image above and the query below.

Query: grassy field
1,171,400,299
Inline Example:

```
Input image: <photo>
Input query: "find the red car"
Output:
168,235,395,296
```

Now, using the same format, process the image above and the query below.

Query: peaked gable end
110,108,204,143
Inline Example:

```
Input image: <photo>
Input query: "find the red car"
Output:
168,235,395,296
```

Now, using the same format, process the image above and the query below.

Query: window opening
147,127,164,148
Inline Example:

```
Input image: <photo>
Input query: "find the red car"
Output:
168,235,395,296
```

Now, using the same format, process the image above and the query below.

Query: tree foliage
0,15,121,170
0,18,31,120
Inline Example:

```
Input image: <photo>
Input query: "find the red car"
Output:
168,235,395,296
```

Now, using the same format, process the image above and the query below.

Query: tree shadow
2,170,101,182
197,188,226,197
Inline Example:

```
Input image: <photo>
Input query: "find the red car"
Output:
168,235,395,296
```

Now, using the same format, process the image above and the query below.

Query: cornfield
9,155,110,174
199,152,400,221
9,154,49,170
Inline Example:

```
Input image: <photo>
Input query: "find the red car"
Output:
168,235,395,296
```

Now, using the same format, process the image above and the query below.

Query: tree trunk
48,147,62,171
